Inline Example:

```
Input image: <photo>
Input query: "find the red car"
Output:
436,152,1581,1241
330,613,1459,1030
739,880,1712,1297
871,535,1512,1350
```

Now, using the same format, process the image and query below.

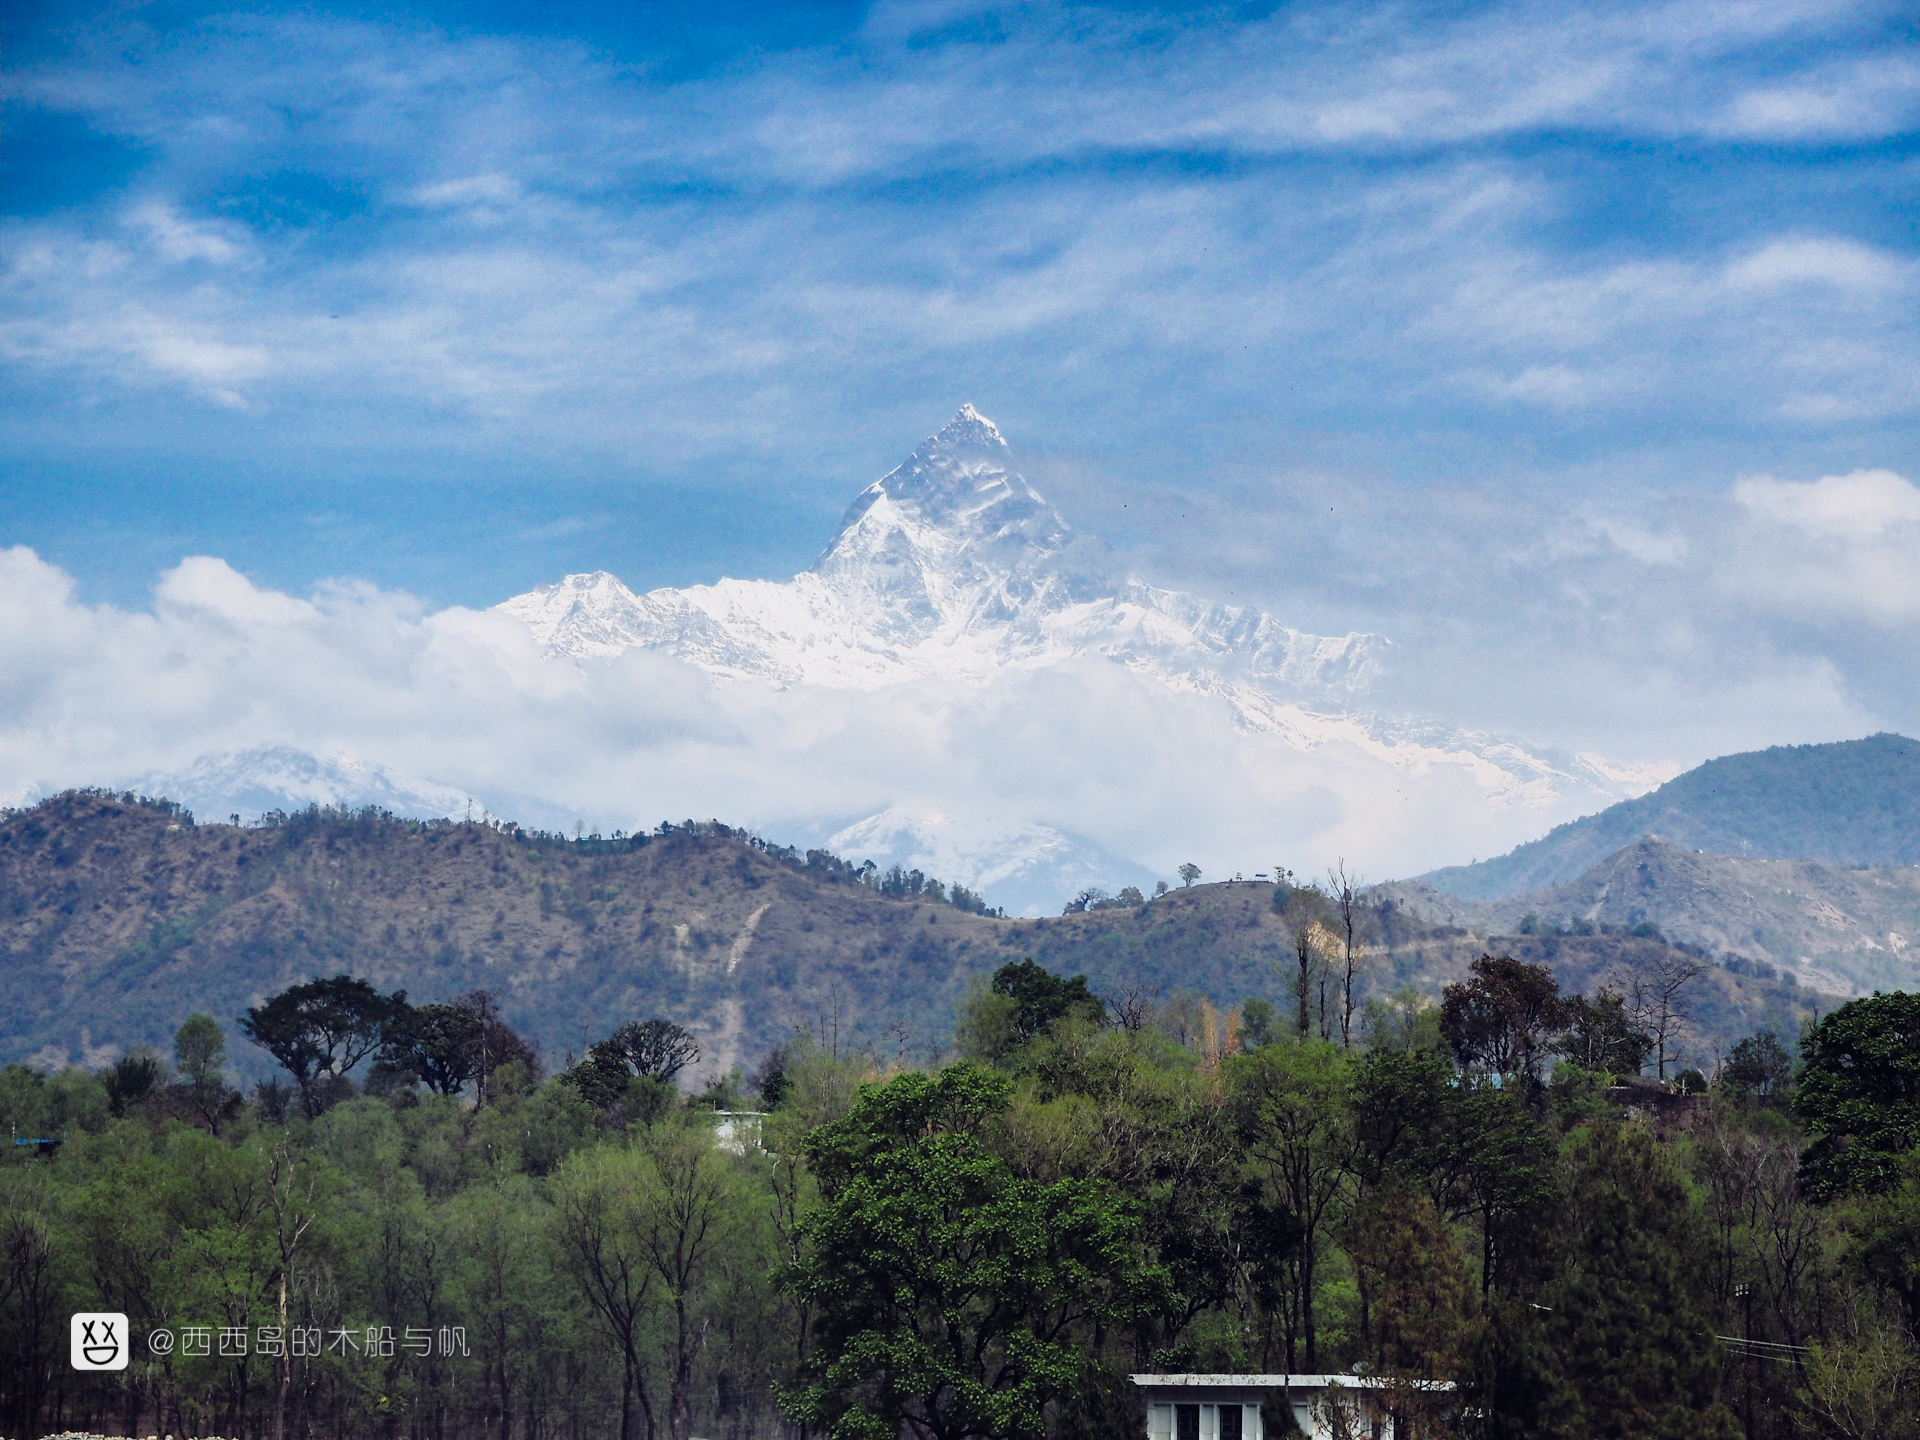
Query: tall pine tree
1540,1124,1736,1440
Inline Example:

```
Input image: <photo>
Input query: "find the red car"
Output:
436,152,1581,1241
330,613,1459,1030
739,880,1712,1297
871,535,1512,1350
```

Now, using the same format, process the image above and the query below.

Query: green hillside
1418,732,1920,900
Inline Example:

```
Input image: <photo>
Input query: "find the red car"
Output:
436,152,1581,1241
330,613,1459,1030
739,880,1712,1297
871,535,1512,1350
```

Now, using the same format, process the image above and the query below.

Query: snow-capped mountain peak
498,406,1377,699
819,403,1051,567
490,406,1658,909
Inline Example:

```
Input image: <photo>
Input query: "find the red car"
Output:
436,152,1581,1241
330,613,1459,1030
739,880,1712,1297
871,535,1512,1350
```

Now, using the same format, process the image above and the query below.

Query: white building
1133,1372,1450,1440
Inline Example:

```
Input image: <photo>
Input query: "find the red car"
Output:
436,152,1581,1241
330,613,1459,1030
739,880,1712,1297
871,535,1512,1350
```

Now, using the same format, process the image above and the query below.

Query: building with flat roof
1132,1372,1450,1440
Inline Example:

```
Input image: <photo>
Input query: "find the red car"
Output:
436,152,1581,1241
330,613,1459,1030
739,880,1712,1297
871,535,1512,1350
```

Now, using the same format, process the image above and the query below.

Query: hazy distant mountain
1416,734,1920,901
133,745,472,825
823,807,1158,917
1384,834,1920,998
497,407,1661,903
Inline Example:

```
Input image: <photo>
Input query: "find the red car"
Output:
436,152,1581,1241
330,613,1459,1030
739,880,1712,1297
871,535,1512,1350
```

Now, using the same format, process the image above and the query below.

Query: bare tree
1279,885,1331,1041
633,1126,737,1440
1624,947,1707,1081
553,1148,661,1440
265,1141,321,1440
1327,860,1368,1049
1103,983,1157,1032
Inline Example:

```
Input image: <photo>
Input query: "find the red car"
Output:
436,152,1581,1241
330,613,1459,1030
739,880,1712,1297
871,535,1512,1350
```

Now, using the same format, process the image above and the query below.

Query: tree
1241,998,1279,1050
614,1019,702,1084
1538,1124,1736,1440
1325,860,1368,1049
632,1124,741,1440
1276,884,1332,1042
1229,1041,1353,1372
782,1065,1160,1440
1719,1029,1794,1108
239,974,412,1118
1339,1181,1470,1429
990,960,1103,1047
381,1000,484,1095
174,1013,228,1087
1623,947,1707,1081
1847,1152,1920,1339
553,1146,664,1440
1796,991,1920,1200
1801,1321,1920,1440
173,1014,240,1134
1178,863,1201,887
379,991,541,1103
1561,989,1652,1076
105,1048,163,1117
1440,955,1566,1091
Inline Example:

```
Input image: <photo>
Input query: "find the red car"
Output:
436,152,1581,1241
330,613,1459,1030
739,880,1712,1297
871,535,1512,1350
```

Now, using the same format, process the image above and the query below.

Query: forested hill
3,792,1826,1083
1417,732,1920,900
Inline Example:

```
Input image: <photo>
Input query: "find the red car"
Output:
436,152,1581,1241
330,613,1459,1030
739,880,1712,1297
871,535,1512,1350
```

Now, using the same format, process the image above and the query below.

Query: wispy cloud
0,0,1915,806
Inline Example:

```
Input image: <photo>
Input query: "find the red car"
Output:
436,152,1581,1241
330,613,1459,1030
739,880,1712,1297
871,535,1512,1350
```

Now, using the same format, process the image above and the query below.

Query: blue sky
3,0,1919,788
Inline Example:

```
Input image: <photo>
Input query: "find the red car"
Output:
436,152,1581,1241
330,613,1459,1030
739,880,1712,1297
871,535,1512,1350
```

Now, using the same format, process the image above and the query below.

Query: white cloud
0,546,1710,890
126,201,247,265
1734,469,1920,537
0,0,1915,809
1724,238,1905,292
156,557,320,625
1718,52,1920,139
1725,470,1920,621
1589,516,1689,565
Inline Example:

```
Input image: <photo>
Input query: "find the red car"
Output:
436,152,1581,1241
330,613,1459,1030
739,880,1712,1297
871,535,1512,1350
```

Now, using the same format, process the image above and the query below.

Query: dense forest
4,943,1917,1440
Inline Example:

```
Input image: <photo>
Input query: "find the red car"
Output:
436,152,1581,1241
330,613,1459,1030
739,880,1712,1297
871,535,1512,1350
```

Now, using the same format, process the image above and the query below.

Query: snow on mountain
493,406,1658,907
500,405,1381,700
132,745,473,825
825,807,1159,918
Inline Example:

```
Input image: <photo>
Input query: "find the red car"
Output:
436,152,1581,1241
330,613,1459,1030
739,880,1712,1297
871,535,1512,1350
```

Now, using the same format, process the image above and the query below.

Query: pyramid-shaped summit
813,404,1071,585
497,405,1384,703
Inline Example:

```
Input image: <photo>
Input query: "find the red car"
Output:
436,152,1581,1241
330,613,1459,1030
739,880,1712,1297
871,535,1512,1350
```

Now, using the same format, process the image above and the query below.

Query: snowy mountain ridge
80,408,1678,915
132,746,472,825
499,407,1661,814
500,406,1382,701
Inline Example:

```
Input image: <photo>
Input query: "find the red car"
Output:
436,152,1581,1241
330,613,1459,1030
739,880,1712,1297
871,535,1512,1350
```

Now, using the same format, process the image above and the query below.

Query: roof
1130,1375,1453,1392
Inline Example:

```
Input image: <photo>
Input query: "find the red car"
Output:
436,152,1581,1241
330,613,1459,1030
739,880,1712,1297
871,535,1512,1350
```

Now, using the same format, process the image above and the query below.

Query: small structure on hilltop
1133,1372,1452,1440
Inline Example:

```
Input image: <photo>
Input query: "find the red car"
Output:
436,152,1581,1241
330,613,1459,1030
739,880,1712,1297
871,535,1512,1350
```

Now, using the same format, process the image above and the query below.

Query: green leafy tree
1339,1180,1470,1404
240,975,412,1118
782,1064,1161,1440
378,991,541,1103
174,1014,228,1087
1796,992,1920,1199
1719,1030,1794,1108
614,1019,702,1083
1845,1151,1920,1336
105,1047,164,1117
1441,955,1567,1093
1241,998,1279,1050
552,1145,665,1440
174,1014,240,1134
990,960,1104,1047
1228,1040,1352,1372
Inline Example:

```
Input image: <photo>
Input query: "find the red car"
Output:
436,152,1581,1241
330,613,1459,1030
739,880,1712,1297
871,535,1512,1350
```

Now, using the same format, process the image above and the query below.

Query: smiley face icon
71,1313,130,1370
